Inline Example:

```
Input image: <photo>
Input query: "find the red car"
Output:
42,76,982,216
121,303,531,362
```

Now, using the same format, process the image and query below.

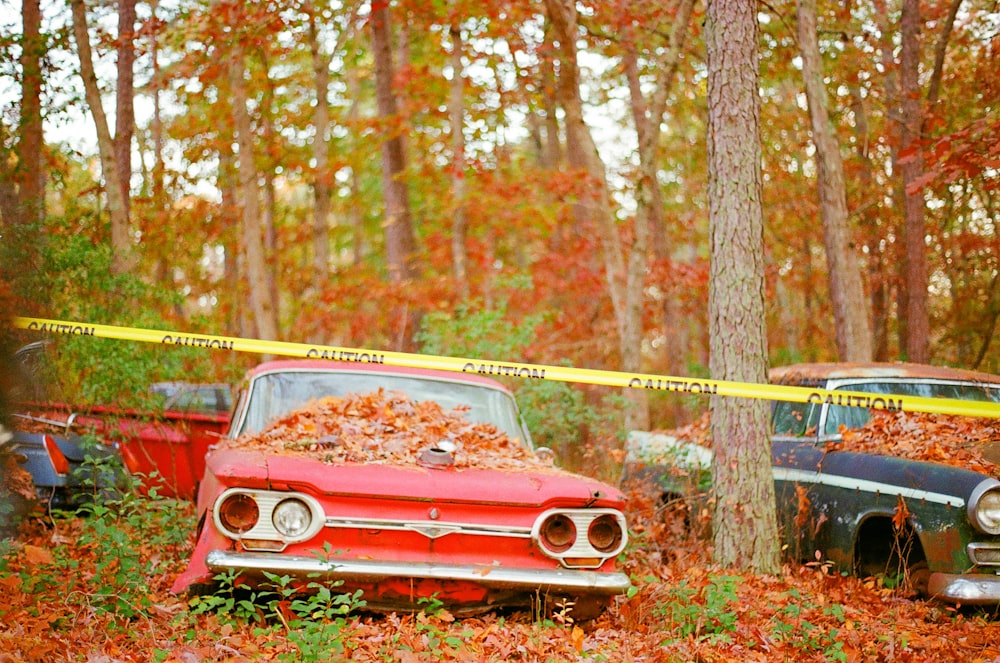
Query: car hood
204,448,624,509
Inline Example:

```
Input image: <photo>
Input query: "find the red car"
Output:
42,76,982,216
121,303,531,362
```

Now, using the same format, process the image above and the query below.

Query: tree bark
449,22,469,300
307,5,332,296
705,0,779,573
624,0,695,426
347,71,365,266
545,0,648,431
371,0,416,283
849,84,891,360
796,0,873,362
115,0,136,219
18,0,45,228
899,0,930,362
371,0,420,349
227,48,279,341
70,0,133,274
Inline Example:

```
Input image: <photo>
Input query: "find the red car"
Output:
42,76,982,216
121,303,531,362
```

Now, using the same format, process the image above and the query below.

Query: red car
172,360,630,619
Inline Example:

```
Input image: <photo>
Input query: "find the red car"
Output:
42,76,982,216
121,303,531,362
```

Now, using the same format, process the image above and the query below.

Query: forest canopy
1,0,999,441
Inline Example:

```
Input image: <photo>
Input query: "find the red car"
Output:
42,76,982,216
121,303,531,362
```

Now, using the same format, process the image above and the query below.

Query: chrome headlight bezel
213,488,325,549
531,508,628,568
968,479,1000,535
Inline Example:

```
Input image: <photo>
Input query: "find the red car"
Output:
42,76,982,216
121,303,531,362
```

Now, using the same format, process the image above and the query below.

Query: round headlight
219,493,259,534
272,498,313,538
588,514,624,553
539,513,577,553
969,480,1000,535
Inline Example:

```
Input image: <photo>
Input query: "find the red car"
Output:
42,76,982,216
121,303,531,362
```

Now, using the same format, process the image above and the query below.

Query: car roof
770,362,1000,387
248,359,514,393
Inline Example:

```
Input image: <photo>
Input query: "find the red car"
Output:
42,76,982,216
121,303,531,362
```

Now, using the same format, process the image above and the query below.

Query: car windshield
824,379,1000,434
235,369,531,447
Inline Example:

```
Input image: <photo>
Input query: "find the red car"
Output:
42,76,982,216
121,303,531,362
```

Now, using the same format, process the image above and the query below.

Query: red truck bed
18,404,229,499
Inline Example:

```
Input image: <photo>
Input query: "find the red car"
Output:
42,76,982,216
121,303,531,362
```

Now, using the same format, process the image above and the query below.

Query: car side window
772,400,816,436
823,404,873,435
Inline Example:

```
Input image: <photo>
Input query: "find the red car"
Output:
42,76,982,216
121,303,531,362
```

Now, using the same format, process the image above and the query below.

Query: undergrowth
1,482,996,661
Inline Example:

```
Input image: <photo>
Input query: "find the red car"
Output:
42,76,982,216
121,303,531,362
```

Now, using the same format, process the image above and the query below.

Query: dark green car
625,362,1000,605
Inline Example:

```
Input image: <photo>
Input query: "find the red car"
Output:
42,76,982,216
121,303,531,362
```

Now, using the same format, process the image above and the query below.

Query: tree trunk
545,0,648,431
307,5,332,296
705,0,779,573
371,0,420,349
849,84,891,361
227,49,279,341
796,0,874,362
218,149,242,335
115,0,136,220
70,0,133,274
347,72,365,266
449,22,469,300
371,0,416,283
18,0,45,228
899,0,929,362
872,0,908,358
624,0,695,426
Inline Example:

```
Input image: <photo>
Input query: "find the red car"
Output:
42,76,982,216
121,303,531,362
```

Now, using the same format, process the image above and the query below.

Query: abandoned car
172,360,630,619
624,362,1000,605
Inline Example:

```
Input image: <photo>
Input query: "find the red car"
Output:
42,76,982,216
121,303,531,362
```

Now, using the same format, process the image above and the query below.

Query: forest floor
3,485,1000,663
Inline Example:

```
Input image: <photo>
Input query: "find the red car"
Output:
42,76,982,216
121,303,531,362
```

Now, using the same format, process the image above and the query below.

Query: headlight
532,508,629,567
218,493,260,534
588,514,624,553
969,479,1000,535
272,498,313,537
213,489,324,549
539,513,577,553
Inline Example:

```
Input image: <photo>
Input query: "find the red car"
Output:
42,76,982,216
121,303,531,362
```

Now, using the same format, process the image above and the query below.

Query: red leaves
222,389,549,472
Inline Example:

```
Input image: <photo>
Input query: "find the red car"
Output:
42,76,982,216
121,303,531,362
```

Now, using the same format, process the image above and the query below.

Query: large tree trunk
899,0,930,362
545,0,648,431
705,0,779,573
115,0,136,220
227,49,279,341
70,0,133,274
796,0,874,362
371,0,420,349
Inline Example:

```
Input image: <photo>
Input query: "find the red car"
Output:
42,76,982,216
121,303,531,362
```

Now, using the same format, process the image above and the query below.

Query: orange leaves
892,495,912,533
833,410,1000,475
222,389,549,472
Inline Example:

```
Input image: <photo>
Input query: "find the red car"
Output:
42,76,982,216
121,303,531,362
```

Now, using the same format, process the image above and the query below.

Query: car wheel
904,560,931,597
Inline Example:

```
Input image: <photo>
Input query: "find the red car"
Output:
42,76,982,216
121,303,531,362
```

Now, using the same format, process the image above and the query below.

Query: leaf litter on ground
6,398,1000,660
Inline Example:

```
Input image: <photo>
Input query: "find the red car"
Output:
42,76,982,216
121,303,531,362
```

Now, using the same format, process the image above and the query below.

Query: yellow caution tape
13,316,1000,419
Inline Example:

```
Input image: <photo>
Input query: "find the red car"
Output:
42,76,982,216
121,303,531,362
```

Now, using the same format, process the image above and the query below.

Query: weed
656,573,741,644
187,551,366,661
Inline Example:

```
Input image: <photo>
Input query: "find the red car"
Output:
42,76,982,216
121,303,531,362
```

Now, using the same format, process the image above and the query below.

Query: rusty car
623,362,1000,605
172,359,630,619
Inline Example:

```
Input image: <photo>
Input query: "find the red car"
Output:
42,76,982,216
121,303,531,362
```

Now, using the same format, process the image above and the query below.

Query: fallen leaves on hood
220,389,552,471
650,408,1000,476
832,410,1000,474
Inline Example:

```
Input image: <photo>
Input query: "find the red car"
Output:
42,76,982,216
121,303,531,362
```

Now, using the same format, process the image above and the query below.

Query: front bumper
928,572,1000,605
205,550,631,597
